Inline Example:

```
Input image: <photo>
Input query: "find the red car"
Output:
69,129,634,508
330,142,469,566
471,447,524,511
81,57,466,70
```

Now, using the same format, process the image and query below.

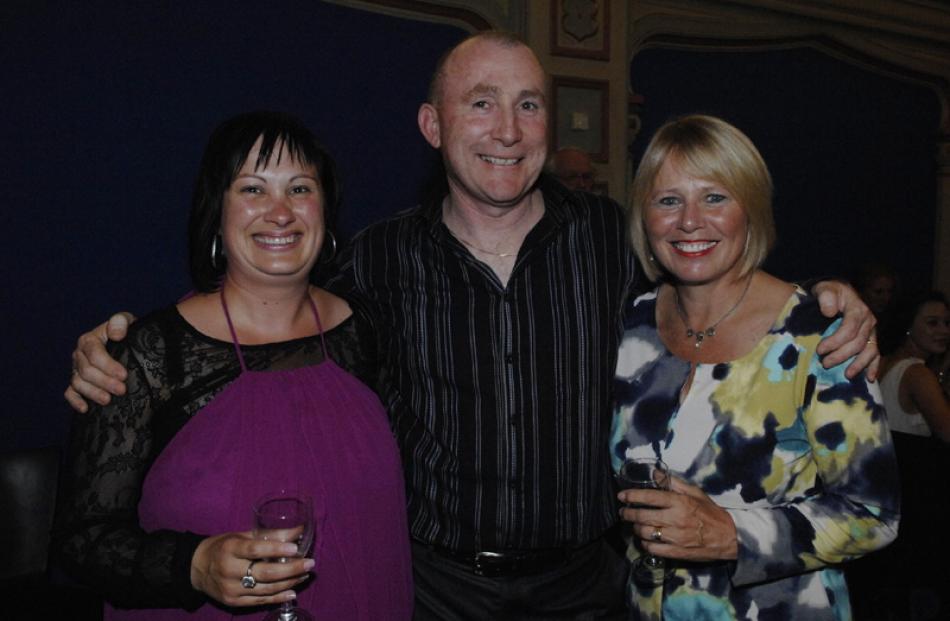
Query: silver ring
241,560,257,589
651,527,663,542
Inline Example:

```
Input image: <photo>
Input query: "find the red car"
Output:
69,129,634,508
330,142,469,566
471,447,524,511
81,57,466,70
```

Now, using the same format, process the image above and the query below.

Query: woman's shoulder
622,288,659,330
901,360,939,388
113,305,184,354
775,286,837,339
96,305,193,388
770,286,872,387
881,356,926,380
617,288,665,377
310,286,353,333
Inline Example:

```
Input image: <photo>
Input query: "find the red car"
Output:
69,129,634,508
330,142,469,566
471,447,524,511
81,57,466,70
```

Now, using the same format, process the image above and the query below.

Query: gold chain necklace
455,235,517,258
443,193,542,260
674,276,754,348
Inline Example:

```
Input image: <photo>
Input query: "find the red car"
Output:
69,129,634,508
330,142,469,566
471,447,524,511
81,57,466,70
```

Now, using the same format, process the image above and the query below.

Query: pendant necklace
674,275,754,348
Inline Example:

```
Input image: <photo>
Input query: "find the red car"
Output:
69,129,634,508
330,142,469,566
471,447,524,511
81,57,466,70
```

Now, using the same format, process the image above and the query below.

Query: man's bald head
550,147,595,191
427,31,542,105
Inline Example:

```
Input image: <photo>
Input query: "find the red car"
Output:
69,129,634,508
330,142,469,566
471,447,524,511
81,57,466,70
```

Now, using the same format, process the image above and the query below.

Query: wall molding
324,0,526,33
628,0,950,130
625,0,950,292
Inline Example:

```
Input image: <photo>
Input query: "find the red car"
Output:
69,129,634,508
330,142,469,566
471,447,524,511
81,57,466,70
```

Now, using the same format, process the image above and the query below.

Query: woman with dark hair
851,291,950,618
54,111,413,620
879,290,950,440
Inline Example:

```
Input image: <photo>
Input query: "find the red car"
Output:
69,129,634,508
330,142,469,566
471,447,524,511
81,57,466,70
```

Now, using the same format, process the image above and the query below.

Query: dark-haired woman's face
220,139,325,288
907,301,950,356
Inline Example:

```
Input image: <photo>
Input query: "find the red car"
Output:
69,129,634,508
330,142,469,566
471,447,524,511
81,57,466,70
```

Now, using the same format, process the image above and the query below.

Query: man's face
554,149,595,191
861,276,895,316
420,39,548,212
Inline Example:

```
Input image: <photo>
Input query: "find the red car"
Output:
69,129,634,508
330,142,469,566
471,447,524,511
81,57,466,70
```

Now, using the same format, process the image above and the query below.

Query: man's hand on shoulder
65,312,136,412
811,281,879,380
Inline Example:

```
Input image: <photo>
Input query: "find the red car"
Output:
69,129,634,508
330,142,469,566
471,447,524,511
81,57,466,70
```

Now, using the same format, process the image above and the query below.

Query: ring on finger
651,527,663,542
241,560,258,589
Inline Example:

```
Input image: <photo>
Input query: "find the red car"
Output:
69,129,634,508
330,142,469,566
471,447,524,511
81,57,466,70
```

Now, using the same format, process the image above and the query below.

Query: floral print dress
610,287,899,621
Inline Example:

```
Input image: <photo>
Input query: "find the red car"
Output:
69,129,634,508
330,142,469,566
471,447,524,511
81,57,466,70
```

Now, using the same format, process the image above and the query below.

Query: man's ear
418,103,442,149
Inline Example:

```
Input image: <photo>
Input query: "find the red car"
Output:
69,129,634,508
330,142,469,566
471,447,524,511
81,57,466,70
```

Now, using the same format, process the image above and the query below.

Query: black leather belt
427,543,580,578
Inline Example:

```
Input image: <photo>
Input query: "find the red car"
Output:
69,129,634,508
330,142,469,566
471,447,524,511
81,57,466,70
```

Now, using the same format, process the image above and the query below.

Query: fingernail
303,559,315,571
280,543,298,556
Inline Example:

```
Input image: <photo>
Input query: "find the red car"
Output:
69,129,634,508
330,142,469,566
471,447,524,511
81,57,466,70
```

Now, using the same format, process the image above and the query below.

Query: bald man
550,146,595,191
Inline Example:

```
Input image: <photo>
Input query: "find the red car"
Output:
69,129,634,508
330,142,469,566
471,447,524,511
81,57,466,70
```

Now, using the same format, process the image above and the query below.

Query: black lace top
52,304,377,609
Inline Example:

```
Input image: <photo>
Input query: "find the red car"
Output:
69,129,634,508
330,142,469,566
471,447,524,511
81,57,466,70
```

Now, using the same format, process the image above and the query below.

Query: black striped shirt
328,176,638,551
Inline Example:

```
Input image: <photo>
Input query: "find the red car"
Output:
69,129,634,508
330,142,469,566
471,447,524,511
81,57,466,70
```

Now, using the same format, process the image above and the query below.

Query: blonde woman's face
644,158,748,286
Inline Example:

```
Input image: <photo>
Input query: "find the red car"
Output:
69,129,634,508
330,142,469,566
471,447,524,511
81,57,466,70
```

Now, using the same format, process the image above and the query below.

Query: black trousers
411,538,628,621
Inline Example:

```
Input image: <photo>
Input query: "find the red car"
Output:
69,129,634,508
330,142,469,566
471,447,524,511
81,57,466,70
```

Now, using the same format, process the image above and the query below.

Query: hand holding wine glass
616,457,674,586
253,492,315,621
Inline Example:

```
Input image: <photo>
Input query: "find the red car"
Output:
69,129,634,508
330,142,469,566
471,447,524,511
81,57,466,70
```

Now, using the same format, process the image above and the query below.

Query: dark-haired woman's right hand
191,531,314,608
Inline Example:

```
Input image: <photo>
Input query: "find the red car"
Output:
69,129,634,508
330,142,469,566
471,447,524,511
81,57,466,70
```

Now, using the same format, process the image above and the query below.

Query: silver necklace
674,276,754,348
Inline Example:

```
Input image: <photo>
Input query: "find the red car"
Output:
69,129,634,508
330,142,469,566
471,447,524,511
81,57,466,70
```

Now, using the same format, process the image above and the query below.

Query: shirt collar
418,172,581,231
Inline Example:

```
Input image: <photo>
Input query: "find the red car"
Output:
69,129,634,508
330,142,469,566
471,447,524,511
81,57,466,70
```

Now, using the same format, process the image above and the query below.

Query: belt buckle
473,551,511,578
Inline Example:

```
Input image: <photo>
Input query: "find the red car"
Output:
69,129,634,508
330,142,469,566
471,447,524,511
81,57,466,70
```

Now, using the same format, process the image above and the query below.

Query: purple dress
109,294,413,620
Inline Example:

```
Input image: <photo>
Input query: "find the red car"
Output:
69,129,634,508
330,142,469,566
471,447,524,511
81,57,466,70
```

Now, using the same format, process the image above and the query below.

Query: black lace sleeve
53,326,207,610
52,304,380,610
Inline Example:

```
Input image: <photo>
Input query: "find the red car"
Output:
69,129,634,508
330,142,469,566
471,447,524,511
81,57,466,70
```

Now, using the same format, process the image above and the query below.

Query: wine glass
253,491,315,621
616,457,674,586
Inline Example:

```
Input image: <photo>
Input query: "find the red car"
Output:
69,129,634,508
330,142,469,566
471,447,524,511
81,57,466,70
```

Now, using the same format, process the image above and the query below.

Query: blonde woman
611,115,899,620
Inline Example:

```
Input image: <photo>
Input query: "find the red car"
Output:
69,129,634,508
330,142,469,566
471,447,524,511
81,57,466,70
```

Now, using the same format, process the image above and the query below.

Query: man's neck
441,188,545,286
442,188,544,241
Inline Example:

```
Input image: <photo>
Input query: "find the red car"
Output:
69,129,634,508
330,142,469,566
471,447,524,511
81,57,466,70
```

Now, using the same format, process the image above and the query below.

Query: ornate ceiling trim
323,0,527,34
629,0,950,131
633,33,949,96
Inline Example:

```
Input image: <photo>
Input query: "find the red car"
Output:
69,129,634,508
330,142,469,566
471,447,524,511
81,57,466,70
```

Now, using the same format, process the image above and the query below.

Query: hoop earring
321,230,337,263
210,234,223,270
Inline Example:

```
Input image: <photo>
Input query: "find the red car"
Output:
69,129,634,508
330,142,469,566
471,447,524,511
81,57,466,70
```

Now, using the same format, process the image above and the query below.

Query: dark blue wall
0,0,465,452
630,47,940,291
3,8,942,453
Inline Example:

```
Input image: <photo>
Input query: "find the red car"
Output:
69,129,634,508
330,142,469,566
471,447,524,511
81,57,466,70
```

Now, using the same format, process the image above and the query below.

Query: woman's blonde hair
629,115,776,282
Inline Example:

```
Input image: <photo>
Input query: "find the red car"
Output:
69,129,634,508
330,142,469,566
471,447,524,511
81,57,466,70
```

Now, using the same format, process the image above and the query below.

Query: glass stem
278,604,297,621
